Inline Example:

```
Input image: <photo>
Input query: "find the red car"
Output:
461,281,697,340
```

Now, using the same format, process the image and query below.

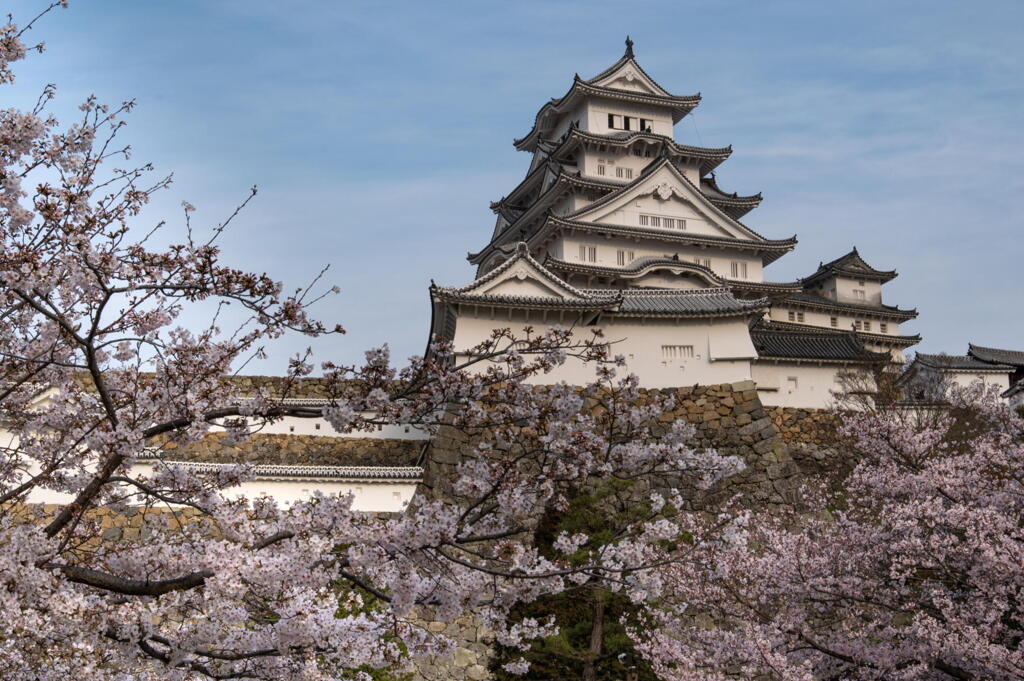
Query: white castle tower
429,39,918,407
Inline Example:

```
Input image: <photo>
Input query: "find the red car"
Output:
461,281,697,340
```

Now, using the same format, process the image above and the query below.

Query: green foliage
491,478,659,680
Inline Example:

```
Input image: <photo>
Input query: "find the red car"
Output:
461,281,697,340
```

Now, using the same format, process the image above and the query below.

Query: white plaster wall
804,276,882,306
946,370,1011,395
17,456,419,512
770,304,902,336
753,363,873,409
584,98,673,137
451,311,755,388
554,234,764,282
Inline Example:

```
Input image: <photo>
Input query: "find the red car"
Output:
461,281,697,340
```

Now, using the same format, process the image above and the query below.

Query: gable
589,61,668,96
571,164,755,241
472,256,587,301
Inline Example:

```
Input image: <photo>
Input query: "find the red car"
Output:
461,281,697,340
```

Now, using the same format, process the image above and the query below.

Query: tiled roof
761,319,921,347
802,248,898,285
968,344,1024,368
700,175,763,219
782,292,917,320
561,128,732,176
145,460,424,481
751,326,888,363
610,288,768,318
913,353,1013,372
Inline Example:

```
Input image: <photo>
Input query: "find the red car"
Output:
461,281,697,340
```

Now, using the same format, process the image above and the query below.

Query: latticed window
830,316,838,328
730,261,748,279
662,345,695,360
597,165,606,176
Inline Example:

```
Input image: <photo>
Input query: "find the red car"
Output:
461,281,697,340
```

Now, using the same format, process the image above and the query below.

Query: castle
429,39,920,408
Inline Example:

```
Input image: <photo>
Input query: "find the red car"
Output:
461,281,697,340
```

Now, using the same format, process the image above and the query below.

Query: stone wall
157,432,423,466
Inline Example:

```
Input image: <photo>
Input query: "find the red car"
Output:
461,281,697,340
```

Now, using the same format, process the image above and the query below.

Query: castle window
663,217,675,229
830,316,838,328
880,323,888,333
615,167,633,179
854,320,863,330
730,261,748,279
587,246,597,262
640,118,652,132
853,289,866,301
662,345,695,360
617,250,626,266
597,164,606,176
694,257,711,269
632,147,644,157
864,321,871,331
797,312,805,322
608,114,621,129
639,215,649,226
579,244,586,261
788,311,796,322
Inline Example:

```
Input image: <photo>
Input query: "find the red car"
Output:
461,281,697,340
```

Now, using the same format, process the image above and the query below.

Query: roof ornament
625,35,635,59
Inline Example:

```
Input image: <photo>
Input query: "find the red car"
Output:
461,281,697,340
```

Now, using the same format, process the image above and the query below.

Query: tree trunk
583,593,605,681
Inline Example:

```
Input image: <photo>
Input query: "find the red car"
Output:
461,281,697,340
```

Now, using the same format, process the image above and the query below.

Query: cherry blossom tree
0,6,740,679
639,385,1024,681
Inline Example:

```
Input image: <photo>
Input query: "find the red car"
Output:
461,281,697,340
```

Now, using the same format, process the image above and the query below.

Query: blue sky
7,1,1024,371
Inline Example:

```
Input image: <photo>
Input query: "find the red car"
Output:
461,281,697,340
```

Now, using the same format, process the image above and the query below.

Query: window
864,321,871,331
853,289,866,301
587,246,597,262
649,216,660,227
617,250,626,266
639,118,652,132
880,323,888,333
694,257,711,269
662,217,674,229
632,147,644,157
854,320,863,330
615,167,633,179
797,312,805,323
597,164,606,176
830,316,838,328
730,261,748,279
608,114,639,131
662,345,695,360
315,423,321,430
788,311,796,322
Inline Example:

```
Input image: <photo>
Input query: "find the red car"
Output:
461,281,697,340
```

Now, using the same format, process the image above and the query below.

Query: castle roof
612,288,768,318
802,248,898,286
552,127,733,176
761,319,921,348
699,175,763,219
911,353,1014,372
437,243,764,319
968,344,1024,368
751,324,889,363
513,41,701,153
780,291,918,321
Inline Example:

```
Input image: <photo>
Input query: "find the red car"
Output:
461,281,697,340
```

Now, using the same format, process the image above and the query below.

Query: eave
779,293,918,321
